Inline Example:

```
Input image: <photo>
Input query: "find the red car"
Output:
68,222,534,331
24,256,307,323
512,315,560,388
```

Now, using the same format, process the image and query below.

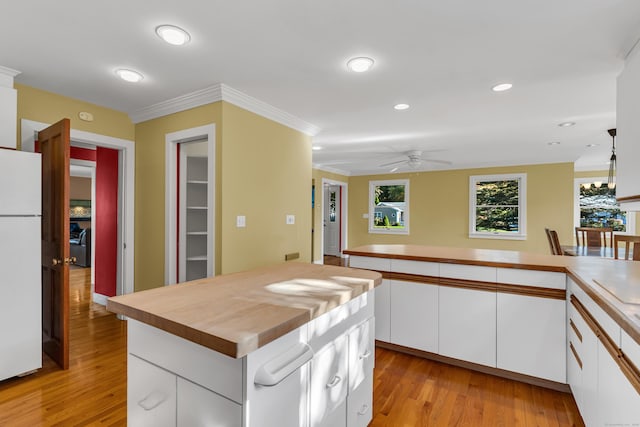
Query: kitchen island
107,262,382,427
344,244,640,426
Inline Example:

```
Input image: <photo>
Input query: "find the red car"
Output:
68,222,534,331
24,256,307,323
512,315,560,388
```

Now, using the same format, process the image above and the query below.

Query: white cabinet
348,318,375,392
390,280,438,353
177,378,242,427
497,293,565,382
374,279,390,342
597,341,640,426
346,374,373,427
309,335,349,427
128,354,177,427
439,286,496,367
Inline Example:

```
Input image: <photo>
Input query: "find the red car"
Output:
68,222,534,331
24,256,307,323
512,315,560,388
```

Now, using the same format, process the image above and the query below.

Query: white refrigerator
0,149,42,381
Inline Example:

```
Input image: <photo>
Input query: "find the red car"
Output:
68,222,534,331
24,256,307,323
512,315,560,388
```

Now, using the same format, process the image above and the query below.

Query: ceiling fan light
156,25,191,46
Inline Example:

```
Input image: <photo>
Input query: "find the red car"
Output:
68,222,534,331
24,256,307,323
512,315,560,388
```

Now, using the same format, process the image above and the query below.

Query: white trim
573,177,635,236
92,293,109,306
165,124,216,285
368,179,410,235
321,178,348,262
0,65,20,88
129,83,321,136
20,119,135,296
469,173,527,240
312,164,352,176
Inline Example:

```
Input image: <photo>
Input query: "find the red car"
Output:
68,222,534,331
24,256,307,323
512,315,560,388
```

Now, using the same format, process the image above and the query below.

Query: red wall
94,147,118,297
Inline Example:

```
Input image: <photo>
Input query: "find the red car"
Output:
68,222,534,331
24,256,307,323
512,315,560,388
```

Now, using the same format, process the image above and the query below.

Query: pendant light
607,128,616,190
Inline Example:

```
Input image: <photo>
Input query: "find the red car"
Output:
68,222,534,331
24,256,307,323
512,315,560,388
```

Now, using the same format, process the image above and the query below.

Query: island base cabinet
374,279,390,342
597,341,640,426
439,286,496,368
309,334,349,427
177,378,242,427
496,294,566,382
128,354,177,427
347,374,373,427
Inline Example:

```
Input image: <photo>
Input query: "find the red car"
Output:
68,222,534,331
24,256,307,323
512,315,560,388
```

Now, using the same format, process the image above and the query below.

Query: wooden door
39,119,71,369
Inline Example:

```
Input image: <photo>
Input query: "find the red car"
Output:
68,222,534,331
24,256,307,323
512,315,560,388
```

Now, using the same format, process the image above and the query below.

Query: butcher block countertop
106,263,381,358
344,244,640,346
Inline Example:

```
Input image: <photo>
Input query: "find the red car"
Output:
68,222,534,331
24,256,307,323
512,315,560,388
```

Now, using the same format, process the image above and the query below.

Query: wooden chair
545,228,564,255
575,227,613,248
614,235,640,261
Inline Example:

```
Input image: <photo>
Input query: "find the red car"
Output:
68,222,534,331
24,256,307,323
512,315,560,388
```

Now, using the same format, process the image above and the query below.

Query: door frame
321,178,348,260
21,119,135,296
164,124,216,285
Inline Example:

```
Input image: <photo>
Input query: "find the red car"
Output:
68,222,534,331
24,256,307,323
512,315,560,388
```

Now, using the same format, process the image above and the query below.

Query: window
574,178,635,234
369,179,409,234
469,173,526,240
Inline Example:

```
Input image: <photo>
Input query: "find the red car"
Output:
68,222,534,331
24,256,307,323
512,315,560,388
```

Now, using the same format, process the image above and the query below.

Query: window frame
573,177,635,236
368,179,410,235
469,173,527,240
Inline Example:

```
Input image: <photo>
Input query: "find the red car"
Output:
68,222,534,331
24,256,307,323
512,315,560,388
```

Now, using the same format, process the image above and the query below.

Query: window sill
369,228,409,235
469,232,526,241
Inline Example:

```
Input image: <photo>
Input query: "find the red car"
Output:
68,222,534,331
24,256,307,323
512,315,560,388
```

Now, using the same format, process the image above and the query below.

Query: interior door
39,118,71,369
324,185,341,257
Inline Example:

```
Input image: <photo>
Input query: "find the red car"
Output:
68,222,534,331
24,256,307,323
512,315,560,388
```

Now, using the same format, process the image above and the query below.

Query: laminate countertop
107,263,381,358
344,244,640,346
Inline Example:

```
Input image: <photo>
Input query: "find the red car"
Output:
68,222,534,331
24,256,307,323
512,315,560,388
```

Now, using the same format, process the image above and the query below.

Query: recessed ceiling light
558,121,576,127
115,69,144,83
492,83,513,92
586,143,599,148
155,25,191,46
347,57,374,73
312,146,323,151
394,103,410,110
548,141,561,146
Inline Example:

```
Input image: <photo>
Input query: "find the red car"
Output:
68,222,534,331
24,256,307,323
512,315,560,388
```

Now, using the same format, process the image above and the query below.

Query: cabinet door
597,341,640,426
496,293,566,382
348,318,374,392
177,378,242,427
579,314,598,426
310,334,349,427
347,374,373,427
439,286,496,367
390,280,438,353
128,355,176,427
374,279,390,342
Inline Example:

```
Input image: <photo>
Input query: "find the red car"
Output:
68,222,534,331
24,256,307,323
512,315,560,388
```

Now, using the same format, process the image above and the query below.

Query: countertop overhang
107,263,382,358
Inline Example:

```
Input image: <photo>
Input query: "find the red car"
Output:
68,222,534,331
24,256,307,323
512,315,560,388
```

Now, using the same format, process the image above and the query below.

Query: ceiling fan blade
379,159,407,167
422,158,452,165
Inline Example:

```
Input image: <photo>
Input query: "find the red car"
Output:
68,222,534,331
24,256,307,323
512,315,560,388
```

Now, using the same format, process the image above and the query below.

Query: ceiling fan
380,150,452,172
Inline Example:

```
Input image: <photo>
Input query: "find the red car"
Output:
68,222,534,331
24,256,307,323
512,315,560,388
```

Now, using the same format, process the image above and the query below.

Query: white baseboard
313,259,324,264
92,292,108,306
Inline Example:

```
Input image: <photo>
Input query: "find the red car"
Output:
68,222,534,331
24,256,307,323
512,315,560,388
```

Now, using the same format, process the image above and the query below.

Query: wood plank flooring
0,268,584,426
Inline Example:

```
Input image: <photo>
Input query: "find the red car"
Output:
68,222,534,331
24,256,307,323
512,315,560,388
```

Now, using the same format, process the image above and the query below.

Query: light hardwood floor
0,268,584,426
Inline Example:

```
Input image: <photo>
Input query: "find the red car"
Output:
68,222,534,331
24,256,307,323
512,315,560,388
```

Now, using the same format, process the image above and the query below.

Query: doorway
321,178,348,262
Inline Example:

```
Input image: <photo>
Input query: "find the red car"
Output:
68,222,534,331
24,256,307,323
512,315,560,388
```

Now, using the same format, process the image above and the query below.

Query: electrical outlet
236,215,246,228
286,215,295,225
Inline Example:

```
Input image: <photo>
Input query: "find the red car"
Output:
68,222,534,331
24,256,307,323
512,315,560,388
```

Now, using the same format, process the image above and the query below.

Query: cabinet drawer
347,374,373,427
497,268,565,289
128,319,243,403
349,256,390,271
128,355,176,427
440,264,496,282
310,335,349,427
390,259,439,276
177,378,242,427
568,279,620,347
348,318,375,392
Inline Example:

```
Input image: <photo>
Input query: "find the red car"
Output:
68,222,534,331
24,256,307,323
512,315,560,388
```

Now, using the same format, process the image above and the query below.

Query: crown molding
0,65,20,88
129,83,320,136
312,164,352,176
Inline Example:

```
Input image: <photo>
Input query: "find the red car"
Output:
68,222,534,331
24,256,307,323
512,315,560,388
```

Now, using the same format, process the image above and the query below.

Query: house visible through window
469,173,526,240
575,179,634,234
369,179,409,234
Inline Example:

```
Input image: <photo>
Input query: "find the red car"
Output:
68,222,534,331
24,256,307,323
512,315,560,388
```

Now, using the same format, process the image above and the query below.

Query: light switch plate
362,213,369,218
286,214,295,225
236,215,246,228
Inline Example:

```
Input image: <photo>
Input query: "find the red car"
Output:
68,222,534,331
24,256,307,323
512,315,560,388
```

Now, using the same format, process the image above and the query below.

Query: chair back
614,235,640,261
545,228,563,255
575,227,613,247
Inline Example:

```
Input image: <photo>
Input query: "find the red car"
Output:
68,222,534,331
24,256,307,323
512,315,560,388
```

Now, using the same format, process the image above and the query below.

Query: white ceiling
3,0,640,175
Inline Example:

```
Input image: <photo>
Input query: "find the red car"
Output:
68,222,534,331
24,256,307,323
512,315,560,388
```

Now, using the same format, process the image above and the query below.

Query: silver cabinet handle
137,391,167,411
326,375,342,388
255,342,314,386
358,404,369,415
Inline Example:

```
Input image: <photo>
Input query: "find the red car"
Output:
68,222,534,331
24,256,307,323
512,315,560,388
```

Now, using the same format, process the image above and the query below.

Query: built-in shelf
187,206,207,210
187,180,208,185
187,231,207,236
187,256,207,261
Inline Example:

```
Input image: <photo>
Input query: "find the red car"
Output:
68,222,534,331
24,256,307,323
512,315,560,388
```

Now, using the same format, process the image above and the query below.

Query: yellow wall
15,84,134,145
220,103,312,273
347,163,574,254
311,168,350,263
134,104,223,291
